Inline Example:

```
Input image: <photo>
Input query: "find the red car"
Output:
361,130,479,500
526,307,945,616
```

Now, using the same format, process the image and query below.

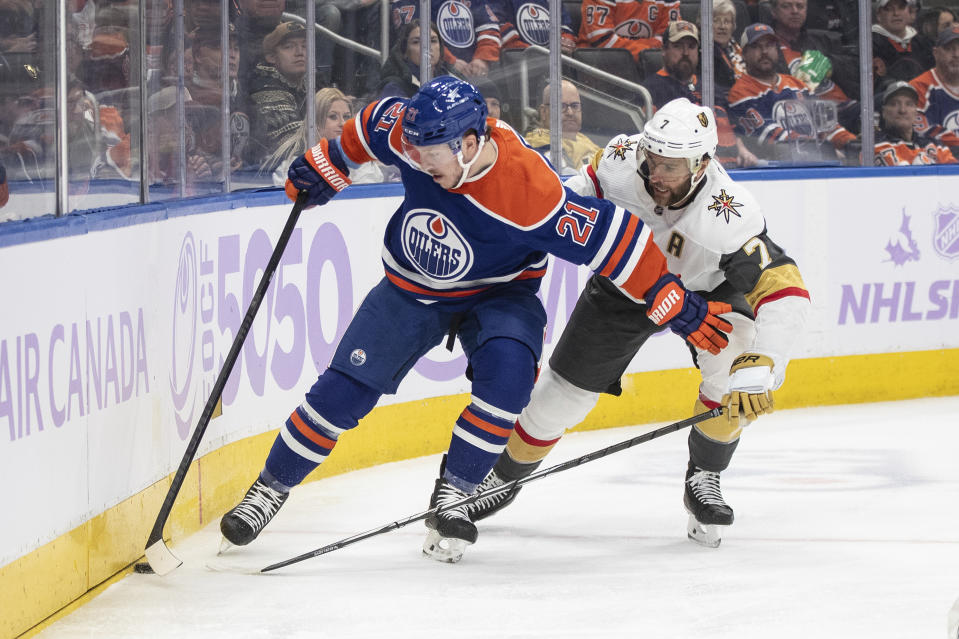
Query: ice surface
38,398,959,638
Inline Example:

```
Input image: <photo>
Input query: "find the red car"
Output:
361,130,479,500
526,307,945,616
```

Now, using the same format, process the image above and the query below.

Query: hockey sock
689,396,740,472
445,338,536,493
264,369,379,488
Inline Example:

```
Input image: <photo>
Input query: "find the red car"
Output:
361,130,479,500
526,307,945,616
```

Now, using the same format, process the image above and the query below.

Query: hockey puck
133,562,155,574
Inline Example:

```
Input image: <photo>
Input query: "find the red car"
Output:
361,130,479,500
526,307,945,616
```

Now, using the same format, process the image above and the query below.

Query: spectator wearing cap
875,80,956,165
644,20,702,108
646,20,758,167
524,79,600,176
373,22,460,99
578,0,680,62
248,21,313,165
727,23,857,161
873,0,934,83
909,24,959,152
185,24,251,174
472,77,504,121
768,0,858,100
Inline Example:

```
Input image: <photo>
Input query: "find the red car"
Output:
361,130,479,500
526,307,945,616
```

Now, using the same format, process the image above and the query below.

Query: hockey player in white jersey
468,98,810,547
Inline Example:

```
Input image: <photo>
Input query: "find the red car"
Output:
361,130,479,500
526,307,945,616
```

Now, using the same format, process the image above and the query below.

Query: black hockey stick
260,407,722,573
140,191,309,576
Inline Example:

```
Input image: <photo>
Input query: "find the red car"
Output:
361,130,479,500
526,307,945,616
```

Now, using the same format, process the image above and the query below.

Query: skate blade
218,536,235,555
686,514,726,548
422,529,472,563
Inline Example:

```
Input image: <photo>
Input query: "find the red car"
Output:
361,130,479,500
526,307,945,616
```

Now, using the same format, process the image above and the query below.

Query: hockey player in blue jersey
219,76,733,562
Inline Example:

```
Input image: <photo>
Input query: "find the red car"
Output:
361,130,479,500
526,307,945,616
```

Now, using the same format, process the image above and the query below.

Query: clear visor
639,151,693,181
401,134,458,171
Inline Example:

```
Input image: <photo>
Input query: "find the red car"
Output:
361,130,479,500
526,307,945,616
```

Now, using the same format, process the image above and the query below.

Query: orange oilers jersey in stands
910,69,959,148
874,130,958,166
727,73,854,148
567,133,810,361
499,0,576,49
337,96,670,305
578,0,680,61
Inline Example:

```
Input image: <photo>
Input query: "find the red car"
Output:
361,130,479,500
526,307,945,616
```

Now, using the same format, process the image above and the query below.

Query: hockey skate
219,478,289,552
683,461,734,548
466,467,523,522
423,477,478,563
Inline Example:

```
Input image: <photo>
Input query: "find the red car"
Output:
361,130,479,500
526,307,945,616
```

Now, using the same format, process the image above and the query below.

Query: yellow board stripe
5,348,959,639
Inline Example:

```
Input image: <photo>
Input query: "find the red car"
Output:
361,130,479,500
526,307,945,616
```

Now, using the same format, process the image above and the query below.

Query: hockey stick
260,407,722,573
140,191,309,576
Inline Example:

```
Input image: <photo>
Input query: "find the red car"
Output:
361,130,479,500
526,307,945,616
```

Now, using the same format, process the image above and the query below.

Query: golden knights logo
607,138,635,160
697,112,709,127
708,188,743,223
402,209,474,280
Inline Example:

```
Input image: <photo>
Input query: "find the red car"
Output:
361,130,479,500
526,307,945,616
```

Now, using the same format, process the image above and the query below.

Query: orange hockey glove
644,274,733,355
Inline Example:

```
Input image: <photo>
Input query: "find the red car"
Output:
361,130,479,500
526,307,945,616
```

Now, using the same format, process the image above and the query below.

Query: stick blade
144,539,183,576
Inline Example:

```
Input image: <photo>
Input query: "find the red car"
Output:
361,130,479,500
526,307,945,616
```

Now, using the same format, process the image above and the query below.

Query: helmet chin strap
451,134,487,190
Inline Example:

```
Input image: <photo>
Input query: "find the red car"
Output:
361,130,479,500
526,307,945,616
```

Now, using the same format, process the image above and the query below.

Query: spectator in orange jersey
578,0,680,61
909,24,959,152
874,80,956,165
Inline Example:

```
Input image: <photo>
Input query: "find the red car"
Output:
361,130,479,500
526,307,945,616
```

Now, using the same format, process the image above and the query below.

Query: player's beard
649,176,693,206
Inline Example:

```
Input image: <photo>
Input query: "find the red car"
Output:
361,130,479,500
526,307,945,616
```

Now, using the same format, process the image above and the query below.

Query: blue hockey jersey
337,96,670,307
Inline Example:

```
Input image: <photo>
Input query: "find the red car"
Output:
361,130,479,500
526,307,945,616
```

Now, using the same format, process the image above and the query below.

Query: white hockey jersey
566,133,810,384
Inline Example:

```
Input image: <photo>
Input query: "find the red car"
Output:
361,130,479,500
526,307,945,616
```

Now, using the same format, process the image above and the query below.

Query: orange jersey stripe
340,101,384,165
385,271,491,297
599,214,639,278
290,411,337,450
461,409,513,438
617,239,668,300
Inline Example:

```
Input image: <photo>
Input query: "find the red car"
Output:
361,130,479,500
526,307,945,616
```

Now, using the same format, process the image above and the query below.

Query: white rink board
1,171,958,566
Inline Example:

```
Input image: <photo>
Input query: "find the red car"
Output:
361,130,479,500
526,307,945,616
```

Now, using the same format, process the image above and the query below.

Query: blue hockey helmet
402,75,488,152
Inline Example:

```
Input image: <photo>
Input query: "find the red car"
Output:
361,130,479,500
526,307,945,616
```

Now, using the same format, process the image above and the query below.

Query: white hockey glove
723,352,776,425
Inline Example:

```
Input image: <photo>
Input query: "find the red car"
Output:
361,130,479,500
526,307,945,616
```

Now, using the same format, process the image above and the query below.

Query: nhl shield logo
932,205,959,261
402,209,473,280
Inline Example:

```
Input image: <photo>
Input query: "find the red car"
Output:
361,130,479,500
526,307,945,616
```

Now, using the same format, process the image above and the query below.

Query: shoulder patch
707,188,745,223
606,137,636,161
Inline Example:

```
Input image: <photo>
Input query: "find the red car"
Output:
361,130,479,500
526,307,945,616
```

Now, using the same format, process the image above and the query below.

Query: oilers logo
615,19,652,39
943,109,959,137
517,3,550,46
437,0,475,48
402,209,473,281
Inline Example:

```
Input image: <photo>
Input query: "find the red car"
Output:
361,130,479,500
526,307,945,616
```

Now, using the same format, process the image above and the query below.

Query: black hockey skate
423,477,478,563
683,461,734,548
466,467,523,522
219,478,289,551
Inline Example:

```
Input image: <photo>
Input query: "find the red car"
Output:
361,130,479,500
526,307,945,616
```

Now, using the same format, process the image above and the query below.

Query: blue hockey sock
444,338,536,493
264,369,380,488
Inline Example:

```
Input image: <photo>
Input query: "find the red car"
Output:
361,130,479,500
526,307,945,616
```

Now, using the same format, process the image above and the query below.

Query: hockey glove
723,352,776,425
644,274,733,355
285,138,352,206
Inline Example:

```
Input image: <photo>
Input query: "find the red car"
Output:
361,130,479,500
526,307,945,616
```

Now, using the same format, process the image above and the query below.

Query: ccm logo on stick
649,289,681,323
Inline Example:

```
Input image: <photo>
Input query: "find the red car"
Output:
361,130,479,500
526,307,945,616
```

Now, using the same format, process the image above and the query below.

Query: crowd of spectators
2,0,959,217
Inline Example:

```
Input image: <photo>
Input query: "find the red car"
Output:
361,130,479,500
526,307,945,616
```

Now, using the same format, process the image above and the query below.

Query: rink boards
1,166,958,638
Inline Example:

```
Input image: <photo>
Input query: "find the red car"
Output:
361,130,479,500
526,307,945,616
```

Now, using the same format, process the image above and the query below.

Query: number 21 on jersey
556,201,599,246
